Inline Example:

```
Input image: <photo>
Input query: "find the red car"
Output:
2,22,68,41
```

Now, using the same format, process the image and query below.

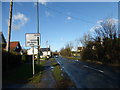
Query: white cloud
97,20,103,24
89,25,102,32
89,27,95,32
39,0,47,5
90,18,118,32
12,12,29,30
107,18,118,24
34,0,47,6
97,18,118,24
67,16,72,20
45,11,51,17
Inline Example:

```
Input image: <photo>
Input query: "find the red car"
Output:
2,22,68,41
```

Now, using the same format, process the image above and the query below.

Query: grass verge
62,56,81,60
62,56,120,67
49,58,75,88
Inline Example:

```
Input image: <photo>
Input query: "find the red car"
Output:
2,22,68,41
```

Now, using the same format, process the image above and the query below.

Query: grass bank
62,56,120,67
62,56,81,60
49,58,75,88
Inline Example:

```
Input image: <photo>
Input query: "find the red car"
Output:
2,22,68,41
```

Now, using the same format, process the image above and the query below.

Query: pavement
56,56,120,88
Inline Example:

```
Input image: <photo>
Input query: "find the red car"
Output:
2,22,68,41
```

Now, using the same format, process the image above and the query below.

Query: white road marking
83,65,104,73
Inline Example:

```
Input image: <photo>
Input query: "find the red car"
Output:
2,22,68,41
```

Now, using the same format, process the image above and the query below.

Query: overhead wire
40,4,95,25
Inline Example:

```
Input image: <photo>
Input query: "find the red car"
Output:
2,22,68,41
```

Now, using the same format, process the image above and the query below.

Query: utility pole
36,0,40,64
6,0,13,52
46,41,48,56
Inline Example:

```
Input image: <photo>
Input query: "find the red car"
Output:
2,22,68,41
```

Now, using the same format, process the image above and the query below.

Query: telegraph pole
36,0,40,64
46,41,48,55
6,0,13,52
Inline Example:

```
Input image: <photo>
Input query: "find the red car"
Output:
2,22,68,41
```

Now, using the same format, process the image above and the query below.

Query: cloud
107,18,118,24
34,0,47,6
90,18,118,32
67,16,72,20
89,25,102,32
97,18,118,24
12,12,29,30
45,11,51,17
97,20,103,24
39,0,47,5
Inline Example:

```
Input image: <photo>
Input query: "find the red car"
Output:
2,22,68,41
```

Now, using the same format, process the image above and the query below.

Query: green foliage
60,47,72,57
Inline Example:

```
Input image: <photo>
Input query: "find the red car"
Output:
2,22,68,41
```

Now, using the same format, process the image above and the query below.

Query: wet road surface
55,56,120,88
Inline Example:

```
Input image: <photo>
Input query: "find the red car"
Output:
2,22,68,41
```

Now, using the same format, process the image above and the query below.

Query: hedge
2,50,22,72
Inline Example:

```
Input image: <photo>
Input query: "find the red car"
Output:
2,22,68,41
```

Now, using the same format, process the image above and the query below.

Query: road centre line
83,65,104,73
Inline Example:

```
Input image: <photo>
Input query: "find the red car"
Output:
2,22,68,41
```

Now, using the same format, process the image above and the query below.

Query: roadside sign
26,33,40,47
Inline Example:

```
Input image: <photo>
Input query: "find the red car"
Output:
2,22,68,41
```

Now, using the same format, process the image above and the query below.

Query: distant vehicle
55,55,58,58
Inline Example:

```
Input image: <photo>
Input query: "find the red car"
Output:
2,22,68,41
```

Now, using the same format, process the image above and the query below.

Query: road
55,56,120,88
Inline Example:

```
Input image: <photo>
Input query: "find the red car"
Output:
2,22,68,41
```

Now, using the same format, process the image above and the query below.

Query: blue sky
2,2,118,51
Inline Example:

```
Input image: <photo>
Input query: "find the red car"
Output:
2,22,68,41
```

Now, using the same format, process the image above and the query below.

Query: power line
40,4,95,25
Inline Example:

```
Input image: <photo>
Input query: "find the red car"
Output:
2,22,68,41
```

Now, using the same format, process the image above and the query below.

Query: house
72,47,84,56
41,48,51,57
0,32,6,48
77,47,84,52
27,47,51,59
9,41,22,54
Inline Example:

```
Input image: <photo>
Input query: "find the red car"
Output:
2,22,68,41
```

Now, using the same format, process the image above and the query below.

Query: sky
2,2,118,51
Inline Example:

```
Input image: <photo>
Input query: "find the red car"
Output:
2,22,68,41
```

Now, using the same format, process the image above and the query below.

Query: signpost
26,33,40,47
26,33,40,77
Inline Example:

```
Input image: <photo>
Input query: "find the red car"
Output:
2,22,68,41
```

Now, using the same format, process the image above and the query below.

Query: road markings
83,65,104,73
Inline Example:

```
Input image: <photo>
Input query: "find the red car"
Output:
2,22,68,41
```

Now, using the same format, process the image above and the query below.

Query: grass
3,60,46,84
62,56,120,67
50,58,55,61
62,56,81,60
52,66,63,81
49,58,75,88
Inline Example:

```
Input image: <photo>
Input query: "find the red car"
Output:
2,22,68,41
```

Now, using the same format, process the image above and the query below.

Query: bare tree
80,33,92,47
94,18,118,40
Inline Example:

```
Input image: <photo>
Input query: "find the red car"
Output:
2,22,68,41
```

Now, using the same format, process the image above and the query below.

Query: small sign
26,33,40,47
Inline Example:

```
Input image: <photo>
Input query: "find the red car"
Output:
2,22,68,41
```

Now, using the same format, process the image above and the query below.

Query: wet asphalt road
55,56,120,88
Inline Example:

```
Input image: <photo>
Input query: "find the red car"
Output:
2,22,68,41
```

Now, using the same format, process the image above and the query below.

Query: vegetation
60,43,73,56
81,18,120,64
60,18,120,65
62,56,81,60
2,50,22,72
49,58,75,88
3,60,46,84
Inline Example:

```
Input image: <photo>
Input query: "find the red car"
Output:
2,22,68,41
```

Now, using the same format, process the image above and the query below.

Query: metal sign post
26,33,40,77
32,46,35,77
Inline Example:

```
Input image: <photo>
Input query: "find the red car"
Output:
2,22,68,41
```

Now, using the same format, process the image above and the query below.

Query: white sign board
26,33,40,47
